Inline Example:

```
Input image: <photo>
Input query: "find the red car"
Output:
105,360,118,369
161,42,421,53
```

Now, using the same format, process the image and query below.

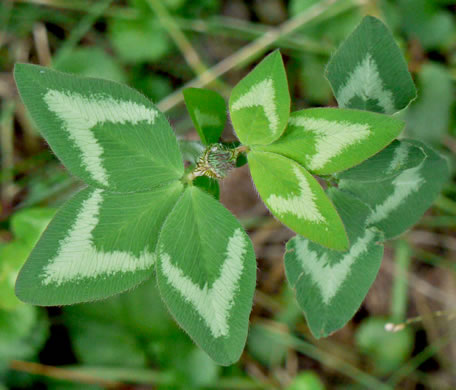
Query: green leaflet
248,151,348,251
16,182,184,305
399,0,454,50
336,140,426,183
156,186,256,366
340,140,449,240
229,50,290,145
0,243,30,311
285,189,384,338
109,16,171,63
14,64,184,192
0,208,55,310
53,47,127,83
10,208,56,249
183,88,227,145
0,304,49,365
63,280,174,368
355,317,414,375
326,16,416,114
258,108,404,175
404,63,453,145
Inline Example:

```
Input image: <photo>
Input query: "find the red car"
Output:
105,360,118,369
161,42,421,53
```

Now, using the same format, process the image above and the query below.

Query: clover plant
13,16,449,365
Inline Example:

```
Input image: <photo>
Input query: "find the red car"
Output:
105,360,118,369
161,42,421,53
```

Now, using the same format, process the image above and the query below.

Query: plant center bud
194,144,237,179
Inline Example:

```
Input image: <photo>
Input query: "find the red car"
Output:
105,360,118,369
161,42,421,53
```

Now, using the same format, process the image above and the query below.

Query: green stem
391,240,411,323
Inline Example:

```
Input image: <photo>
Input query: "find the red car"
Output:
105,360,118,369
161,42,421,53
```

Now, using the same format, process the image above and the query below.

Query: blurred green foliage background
1,0,455,389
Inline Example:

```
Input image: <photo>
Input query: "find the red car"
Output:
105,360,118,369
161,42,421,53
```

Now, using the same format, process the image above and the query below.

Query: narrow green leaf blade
15,182,184,305
326,16,416,114
285,189,384,338
156,186,256,365
336,139,426,183
259,108,404,175
340,140,449,240
183,88,227,145
14,63,184,192
248,151,348,251
229,50,290,145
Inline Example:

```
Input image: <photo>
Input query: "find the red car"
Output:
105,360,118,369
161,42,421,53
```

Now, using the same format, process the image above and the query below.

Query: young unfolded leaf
156,186,256,366
285,189,384,338
14,64,184,192
336,140,426,183
248,151,348,251
340,140,449,240
229,50,290,145
258,108,404,175
326,16,416,114
16,182,184,305
183,88,227,145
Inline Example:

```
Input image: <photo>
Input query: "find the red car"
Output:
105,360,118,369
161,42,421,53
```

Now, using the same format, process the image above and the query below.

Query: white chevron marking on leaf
267,166,325,223
289,116,371,171
160,228,247,338
295,230,376,304
231,79,278,133
194,108,221,127
337,53,396,114
386,142,410,174
366,166,424,225
41,189,155,286
44,89,158,186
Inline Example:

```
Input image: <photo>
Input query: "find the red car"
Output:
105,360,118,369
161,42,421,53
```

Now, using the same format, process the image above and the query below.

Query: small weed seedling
14,16,449,365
